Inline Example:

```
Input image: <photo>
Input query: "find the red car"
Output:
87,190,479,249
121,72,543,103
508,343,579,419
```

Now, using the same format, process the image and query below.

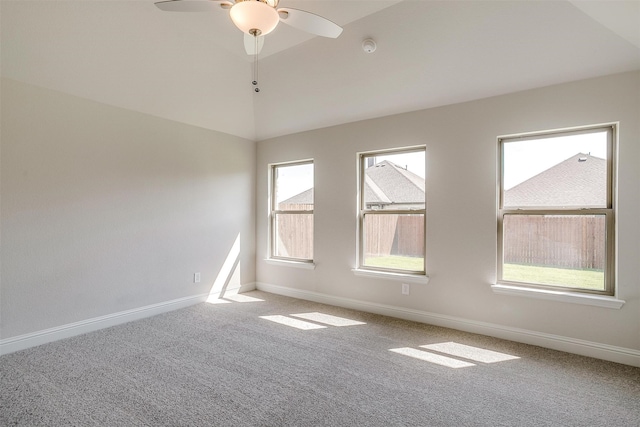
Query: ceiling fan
155,0,343,55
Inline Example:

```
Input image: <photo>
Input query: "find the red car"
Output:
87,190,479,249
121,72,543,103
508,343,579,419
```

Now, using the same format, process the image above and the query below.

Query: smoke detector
362,38,377,53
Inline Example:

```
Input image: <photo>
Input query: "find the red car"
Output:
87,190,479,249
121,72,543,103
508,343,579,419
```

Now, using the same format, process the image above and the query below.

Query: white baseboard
255,282,640,367
0,283,257,356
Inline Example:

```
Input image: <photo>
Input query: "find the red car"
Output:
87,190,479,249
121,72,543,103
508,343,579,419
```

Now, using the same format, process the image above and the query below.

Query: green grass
365,255,424,271
503,263,604,290
364,257,604,290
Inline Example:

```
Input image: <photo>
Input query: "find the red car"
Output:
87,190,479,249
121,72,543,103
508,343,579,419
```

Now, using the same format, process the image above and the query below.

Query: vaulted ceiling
2,1,639,141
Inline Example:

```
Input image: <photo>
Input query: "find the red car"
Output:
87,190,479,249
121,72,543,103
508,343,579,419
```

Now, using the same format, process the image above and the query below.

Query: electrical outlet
194,272,201,283
402,283,410,295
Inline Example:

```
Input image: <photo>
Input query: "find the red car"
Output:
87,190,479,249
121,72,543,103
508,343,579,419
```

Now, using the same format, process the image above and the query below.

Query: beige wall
256,72,640,353
1,78,256,339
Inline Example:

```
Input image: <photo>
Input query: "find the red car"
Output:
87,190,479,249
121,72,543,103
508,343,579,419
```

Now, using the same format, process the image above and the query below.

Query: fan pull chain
252,33,260,93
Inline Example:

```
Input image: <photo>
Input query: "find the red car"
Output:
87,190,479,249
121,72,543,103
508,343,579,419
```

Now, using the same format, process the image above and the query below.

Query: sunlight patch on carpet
206,297,232,304
224,294,265,303
390,347,475,368
421,342,520,364
291,312,366,327
260,315,327,330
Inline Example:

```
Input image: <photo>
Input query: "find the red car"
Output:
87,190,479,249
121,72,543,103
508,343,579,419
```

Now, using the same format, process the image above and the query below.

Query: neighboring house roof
281,160,426,206
364,161,425,206
364,175,392,204
280,188,313,206
504,153,606,207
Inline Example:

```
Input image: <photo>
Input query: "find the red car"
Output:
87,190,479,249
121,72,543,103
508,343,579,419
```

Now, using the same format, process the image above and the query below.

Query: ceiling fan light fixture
362,39,377,53
230,1,279,36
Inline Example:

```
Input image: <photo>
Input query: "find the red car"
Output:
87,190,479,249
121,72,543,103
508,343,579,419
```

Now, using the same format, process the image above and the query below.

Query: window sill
352,268,429,284
265,259,316,270
491,284,625,309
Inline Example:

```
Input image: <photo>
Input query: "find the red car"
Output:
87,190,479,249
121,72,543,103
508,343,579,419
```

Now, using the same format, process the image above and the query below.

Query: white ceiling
2,0,639,141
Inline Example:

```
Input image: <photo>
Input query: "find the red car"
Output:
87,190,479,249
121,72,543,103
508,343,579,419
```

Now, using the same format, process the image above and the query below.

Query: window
498,125,615,295
358,147,426,275
270,160,314,262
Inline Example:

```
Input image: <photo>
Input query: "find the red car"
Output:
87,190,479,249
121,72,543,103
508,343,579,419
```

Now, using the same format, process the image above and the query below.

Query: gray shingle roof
504,153,606,208
280,188,313,206
364,175,391,204
363,160,425,206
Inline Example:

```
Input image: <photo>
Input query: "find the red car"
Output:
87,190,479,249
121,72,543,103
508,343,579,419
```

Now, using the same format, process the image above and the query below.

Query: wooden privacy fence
276,211,425,259
503,215,605,270
365,214,424,258
276,204,313,259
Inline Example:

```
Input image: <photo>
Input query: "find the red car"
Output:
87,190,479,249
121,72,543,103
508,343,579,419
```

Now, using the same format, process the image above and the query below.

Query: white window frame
268,160,314,264
356,146,427,277
497,124,616,296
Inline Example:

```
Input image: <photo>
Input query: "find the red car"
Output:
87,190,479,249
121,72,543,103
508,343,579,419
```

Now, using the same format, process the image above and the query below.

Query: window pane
502,214,605,291
363,151,425,210
503,131,607,208
363,213,424,272
274,213,313,259
275,163,313,210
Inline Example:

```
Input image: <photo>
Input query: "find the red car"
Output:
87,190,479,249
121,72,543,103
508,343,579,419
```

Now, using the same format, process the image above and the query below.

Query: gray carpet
1,290,639,426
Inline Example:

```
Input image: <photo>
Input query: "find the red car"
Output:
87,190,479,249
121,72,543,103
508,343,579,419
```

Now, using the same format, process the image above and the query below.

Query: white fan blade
155,0,231,12
277,8,342,38
244,33,265,55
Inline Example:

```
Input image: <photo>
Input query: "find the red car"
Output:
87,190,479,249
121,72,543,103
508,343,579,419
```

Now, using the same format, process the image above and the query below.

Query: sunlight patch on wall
260,315,327,330
291,312,366,327
390,347,476,368
206,233,241,304
421,342,520,363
